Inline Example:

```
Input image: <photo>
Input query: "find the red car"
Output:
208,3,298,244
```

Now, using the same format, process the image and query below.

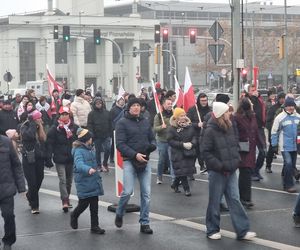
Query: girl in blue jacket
71,128,105,234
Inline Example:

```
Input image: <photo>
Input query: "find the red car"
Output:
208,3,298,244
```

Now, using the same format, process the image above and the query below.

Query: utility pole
231,0,241,109
283,0,288,92
251,11,256,78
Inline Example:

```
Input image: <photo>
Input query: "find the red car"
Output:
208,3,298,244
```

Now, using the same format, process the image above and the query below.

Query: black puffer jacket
87,98,112,139
202,117,240,173
46,121,78,164
0,135,26,200
167,116,197,177
116,111,156,159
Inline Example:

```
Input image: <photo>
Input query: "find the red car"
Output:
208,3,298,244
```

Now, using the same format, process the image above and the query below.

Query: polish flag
183,67,196,112
151,80,161,113
173,75,184,108
46,64,64,95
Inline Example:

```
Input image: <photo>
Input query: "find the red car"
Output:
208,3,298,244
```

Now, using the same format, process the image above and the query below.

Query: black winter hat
127,97,141,110
277,92,286,100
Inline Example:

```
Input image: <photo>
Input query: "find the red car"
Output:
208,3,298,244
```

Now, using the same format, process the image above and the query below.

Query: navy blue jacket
116,111,156,159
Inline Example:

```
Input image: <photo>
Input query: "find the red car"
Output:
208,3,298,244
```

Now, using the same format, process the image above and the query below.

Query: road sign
209,21,224,42
208,44,225,64
3,72,12,82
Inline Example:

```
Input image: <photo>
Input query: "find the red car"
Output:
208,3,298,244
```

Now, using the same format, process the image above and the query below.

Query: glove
183,142,192,150
272,146,279,155
45,159,54,168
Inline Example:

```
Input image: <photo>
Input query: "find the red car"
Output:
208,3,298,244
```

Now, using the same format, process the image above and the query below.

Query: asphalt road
1,152,300,250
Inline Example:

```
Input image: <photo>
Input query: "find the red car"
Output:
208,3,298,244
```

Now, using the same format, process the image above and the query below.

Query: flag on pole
46,64,63,95
117,84,126,100
151,80,161,113
173,75,184,108
183,67,195,112
90,83,95,97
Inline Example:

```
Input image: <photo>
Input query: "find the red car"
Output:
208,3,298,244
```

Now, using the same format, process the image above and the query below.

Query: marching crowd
1,83,300,249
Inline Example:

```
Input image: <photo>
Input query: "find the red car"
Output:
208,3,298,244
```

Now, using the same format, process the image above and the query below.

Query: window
84,38,97,64
19,41,36,84
55,40,67,64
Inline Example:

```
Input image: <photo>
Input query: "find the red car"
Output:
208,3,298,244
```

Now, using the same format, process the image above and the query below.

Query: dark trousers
22,156,44,209
239,168,252,202
0,196,16,246
72,196,99,228
254,128,266,175
94,137,111,167
265,129,274,169
173,176,190,191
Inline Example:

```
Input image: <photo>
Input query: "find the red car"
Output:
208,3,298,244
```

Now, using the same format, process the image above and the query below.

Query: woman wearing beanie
46,106,79,212
167,108,196,196
202,102,256,240
235,98,260,208
71,128,105,234
19,109,47,214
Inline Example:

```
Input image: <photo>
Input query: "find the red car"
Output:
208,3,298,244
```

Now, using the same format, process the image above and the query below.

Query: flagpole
195,104,202,123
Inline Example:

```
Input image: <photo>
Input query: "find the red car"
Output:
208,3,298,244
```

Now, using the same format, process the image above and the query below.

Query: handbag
239,141,250,152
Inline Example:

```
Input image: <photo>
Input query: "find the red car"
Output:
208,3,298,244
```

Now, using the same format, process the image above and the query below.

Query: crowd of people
1,83,300,249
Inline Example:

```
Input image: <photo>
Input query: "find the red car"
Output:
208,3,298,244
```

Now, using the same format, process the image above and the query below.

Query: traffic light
189,29,196,44
63,26,70,42
133,46,137,57
53,25,59,39
154,25,160,43
278,35,284,59
241,69,248,83
154,44,161,64
94,29,101,45
162,28,169,43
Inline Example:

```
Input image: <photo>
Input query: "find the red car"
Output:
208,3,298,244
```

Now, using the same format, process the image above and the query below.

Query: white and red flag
46,64,63,95
151,80,162,113
173,75,184,108
183,67,196,112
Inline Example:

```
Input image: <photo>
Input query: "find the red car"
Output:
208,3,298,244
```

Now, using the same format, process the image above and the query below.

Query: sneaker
265,168,272,173
31,209,40,214
284,187,297,193
62,202,69,213
185,190,192,196
70,212,78,229
241,200,254,209
208,232,221,240
251,175,260,181
115,215,123,228
156,177,162,184
140,225,153,234
91,226,105,234
171,183,181,193
293,215,300,228
257,173,264,179
240,231,257,240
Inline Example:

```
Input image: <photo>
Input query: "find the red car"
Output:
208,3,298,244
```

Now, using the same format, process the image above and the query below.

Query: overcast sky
1,0,300,16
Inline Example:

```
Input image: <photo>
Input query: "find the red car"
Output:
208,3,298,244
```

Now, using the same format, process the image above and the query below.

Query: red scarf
57,118,73,139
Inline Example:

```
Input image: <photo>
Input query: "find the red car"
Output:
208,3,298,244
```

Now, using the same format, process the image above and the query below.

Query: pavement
1,152,300,250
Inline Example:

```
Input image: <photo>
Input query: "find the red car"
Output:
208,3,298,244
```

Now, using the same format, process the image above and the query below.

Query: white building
0,0,158,96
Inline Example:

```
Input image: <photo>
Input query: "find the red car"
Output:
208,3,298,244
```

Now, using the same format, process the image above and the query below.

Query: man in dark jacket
265,92,285,173
0,135,26,250
88,97,112,172
187,93,211,172
0,101,18,136
114,98,156,234
245,84,267,181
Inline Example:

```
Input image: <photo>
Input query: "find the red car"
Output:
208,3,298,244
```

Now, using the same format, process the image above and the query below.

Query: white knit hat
213,102,229,119
62,99,71,107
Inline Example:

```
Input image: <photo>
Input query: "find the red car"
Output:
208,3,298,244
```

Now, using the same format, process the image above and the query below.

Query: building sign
101,32,135,38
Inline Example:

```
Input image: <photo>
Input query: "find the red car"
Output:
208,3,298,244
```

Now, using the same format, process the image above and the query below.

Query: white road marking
39,187,300,250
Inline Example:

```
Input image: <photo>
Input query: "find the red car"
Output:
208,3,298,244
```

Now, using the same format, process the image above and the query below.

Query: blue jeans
116,160,151,225
281,151,297,189
94,137,111,166
206,171,250,238
157,141,171,176
294,193,300,216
